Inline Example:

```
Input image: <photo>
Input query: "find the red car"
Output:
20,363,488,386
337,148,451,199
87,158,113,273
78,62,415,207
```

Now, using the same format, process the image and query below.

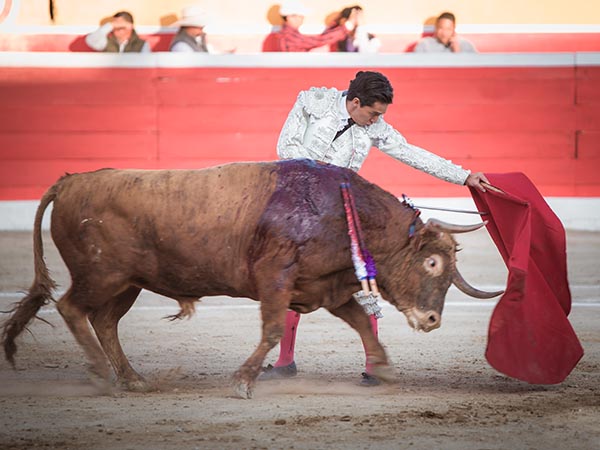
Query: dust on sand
0,230,599,449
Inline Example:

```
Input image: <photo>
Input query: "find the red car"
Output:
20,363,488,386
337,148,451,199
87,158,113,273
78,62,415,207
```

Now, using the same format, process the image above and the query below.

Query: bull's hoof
232,381,254,399
88,372,113,396
369,365,395,383
123,379,153,392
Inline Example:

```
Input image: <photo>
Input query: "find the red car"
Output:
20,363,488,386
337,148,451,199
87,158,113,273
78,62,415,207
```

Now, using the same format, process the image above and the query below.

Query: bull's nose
425,311,441,330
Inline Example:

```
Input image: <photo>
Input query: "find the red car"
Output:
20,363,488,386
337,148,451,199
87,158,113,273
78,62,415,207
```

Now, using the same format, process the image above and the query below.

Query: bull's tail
2,183,59,366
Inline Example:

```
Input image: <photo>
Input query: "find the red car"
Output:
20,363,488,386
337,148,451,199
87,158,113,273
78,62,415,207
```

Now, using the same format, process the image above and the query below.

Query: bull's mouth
402,307,442,332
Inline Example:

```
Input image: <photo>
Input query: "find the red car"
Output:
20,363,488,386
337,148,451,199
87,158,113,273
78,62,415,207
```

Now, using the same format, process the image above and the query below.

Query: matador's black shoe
258,362,297,380
360,372,381,386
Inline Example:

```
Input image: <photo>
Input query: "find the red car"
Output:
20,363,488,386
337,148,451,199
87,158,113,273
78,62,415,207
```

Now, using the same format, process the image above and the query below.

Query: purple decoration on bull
363,249,377,279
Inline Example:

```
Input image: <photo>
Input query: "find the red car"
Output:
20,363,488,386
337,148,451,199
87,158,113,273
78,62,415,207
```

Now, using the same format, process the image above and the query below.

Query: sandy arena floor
0,229,599,450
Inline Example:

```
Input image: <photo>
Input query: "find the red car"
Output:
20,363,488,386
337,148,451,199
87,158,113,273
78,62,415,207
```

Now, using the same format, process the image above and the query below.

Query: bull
1,159,501,398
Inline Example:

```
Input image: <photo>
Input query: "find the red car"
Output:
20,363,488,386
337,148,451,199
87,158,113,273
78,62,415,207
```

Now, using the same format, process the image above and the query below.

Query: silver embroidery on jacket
277,87,470,184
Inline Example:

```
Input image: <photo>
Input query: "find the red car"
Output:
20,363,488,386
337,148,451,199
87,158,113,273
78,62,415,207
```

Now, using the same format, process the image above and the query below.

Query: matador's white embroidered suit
277,87,470,185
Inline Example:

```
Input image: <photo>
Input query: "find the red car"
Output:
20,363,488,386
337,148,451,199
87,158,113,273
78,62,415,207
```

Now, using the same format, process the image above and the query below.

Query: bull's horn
452,268,504,299
425,218,487,234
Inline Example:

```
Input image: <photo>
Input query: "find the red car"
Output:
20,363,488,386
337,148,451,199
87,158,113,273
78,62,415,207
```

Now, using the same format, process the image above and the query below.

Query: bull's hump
254,160,347,242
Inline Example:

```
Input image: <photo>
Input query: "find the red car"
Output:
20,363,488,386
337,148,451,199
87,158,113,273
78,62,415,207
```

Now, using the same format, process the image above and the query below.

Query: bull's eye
423,254,443,276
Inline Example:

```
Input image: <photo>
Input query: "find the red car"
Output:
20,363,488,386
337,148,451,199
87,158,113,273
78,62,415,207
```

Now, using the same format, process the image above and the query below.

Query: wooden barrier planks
0,63,598,199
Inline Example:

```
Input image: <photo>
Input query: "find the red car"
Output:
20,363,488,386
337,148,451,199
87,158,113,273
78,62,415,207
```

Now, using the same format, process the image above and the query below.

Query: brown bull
2,159,500,398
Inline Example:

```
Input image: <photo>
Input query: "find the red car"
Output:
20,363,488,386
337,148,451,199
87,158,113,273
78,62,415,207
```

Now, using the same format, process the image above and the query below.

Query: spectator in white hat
169,5,211,52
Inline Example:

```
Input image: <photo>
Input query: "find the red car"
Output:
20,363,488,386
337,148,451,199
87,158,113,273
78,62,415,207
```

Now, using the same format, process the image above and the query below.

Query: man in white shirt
414,12,476,53
262,70,489,385
85,11,150,53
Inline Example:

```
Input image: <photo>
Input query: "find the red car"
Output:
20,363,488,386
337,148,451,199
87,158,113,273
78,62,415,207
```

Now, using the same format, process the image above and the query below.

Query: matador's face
347,98,388,126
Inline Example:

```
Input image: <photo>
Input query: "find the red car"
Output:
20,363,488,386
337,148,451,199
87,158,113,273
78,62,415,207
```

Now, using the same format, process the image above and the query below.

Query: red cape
470,172,583,384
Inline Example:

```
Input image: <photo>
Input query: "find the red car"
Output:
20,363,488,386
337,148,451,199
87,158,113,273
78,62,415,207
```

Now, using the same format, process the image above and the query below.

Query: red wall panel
578,131,600,160
405,131,574,159
577,104,600,129
388,104,576,132
158,131,278,161
0,132,157,159
0,64,598,200
157,105,287,133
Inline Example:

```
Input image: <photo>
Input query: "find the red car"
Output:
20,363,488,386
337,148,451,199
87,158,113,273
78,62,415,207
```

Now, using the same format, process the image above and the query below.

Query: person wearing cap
414,12,476,53
170,5,211,52
260,70,490,386
271,0,352,52
85,11,150,53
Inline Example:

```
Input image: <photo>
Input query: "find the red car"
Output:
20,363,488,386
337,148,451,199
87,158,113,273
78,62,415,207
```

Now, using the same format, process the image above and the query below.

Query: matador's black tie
333,118,355,141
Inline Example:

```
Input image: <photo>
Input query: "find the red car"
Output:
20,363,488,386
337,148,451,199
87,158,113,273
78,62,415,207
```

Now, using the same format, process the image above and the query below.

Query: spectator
170,5,235,53
261,71,489,385
170,5,210,52
265,0,352,52
328,5,381,53
414,12,476,53
85,11,150,53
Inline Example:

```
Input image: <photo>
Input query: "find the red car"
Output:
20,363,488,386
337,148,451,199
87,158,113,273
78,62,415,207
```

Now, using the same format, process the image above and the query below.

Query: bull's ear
410,231,422,251
409,225,431,251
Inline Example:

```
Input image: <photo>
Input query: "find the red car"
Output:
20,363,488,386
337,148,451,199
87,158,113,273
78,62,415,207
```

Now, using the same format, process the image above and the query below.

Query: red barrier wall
0,62,599,200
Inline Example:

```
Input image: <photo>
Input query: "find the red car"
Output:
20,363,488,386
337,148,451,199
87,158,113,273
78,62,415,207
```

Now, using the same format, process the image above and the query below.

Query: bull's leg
89,286,149,392
329,299,395,383
56,288,112,393
232,243,299,399
232,301,290,399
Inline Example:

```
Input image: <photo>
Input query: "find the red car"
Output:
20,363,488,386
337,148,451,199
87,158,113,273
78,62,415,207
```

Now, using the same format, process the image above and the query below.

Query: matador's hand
465,172,490,193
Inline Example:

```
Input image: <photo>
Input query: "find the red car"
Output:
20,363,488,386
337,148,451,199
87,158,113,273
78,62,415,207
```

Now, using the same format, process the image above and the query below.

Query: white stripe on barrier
2,197,599,231
0,51,595,69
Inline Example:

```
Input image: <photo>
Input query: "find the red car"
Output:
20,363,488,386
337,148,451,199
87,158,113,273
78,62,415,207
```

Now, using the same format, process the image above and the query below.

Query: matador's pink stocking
273,310,301,367
363,314,379,374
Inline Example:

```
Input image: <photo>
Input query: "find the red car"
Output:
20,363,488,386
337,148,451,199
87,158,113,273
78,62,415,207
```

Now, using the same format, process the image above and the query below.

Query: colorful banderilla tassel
340,182,383,318
345,181,380,295
341,182,368,292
